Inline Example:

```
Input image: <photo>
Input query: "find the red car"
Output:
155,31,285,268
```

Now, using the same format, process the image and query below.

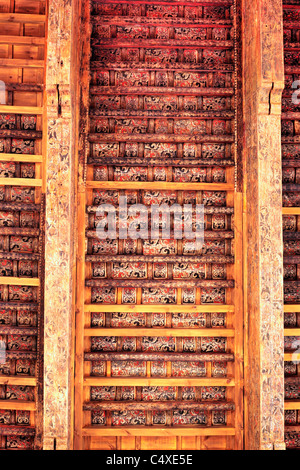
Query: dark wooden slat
88,133,234,144
87,157,235,167
0,326,37,335
92,38,234,49
90,61,235,72
85,279,234,288
283,184,300,192
86,229,234,240
91,15,233,27
0,252,40,261
0,202,41,212
0,425,35,437
0,130,42,139
86,254,234,264
90,85,234,95
83,401,235,412
0,228,39,237
0,302,38,311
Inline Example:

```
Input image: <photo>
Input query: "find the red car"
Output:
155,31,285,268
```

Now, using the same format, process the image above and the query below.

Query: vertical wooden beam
243,0,285,450
43,0,78,450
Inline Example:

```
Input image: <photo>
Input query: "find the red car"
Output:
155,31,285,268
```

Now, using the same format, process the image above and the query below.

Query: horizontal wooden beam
84,352,234,362
0,376,37,386
0,13,46,23
84,377,235,387
84,328,234,337
285,328,300,336
0,154,43,163
83,401,235,412
284,305,300,313
0,59,44,68
84,304,234,313
284,353,300,362
82,426,236,437
87,205,234,214
0,277,39,286
0,178,42,187
85,181,234,191
0,400,36,411
283,208,300,215
285,401,300,411
0,36,45,45
0,105,43,115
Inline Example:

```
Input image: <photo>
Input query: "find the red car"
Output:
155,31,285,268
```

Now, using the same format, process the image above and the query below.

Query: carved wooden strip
85,279,234,288
92,39,234,48
88,133,235,143
0,129,42,139
92,15,234,27
0,425,36,437
90,110,235,118
86,230,234,240
90,61,235,71
85,254,234,263
87,157,235,167
0,203,41,212
90,86,234,95
0,252,40,261
87,205,234,214
0,228,39,237
283,184,300,192
5,351,37,360
84,352,234,362
0,302,38,311
0,326,38,335
83,401,235,412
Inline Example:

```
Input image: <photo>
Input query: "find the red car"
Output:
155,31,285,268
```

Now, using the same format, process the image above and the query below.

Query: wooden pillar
43,0,78,450
243,0,286,450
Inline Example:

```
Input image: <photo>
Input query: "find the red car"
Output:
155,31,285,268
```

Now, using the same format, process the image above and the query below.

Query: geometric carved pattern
0,0,45,450
75,0,244,450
